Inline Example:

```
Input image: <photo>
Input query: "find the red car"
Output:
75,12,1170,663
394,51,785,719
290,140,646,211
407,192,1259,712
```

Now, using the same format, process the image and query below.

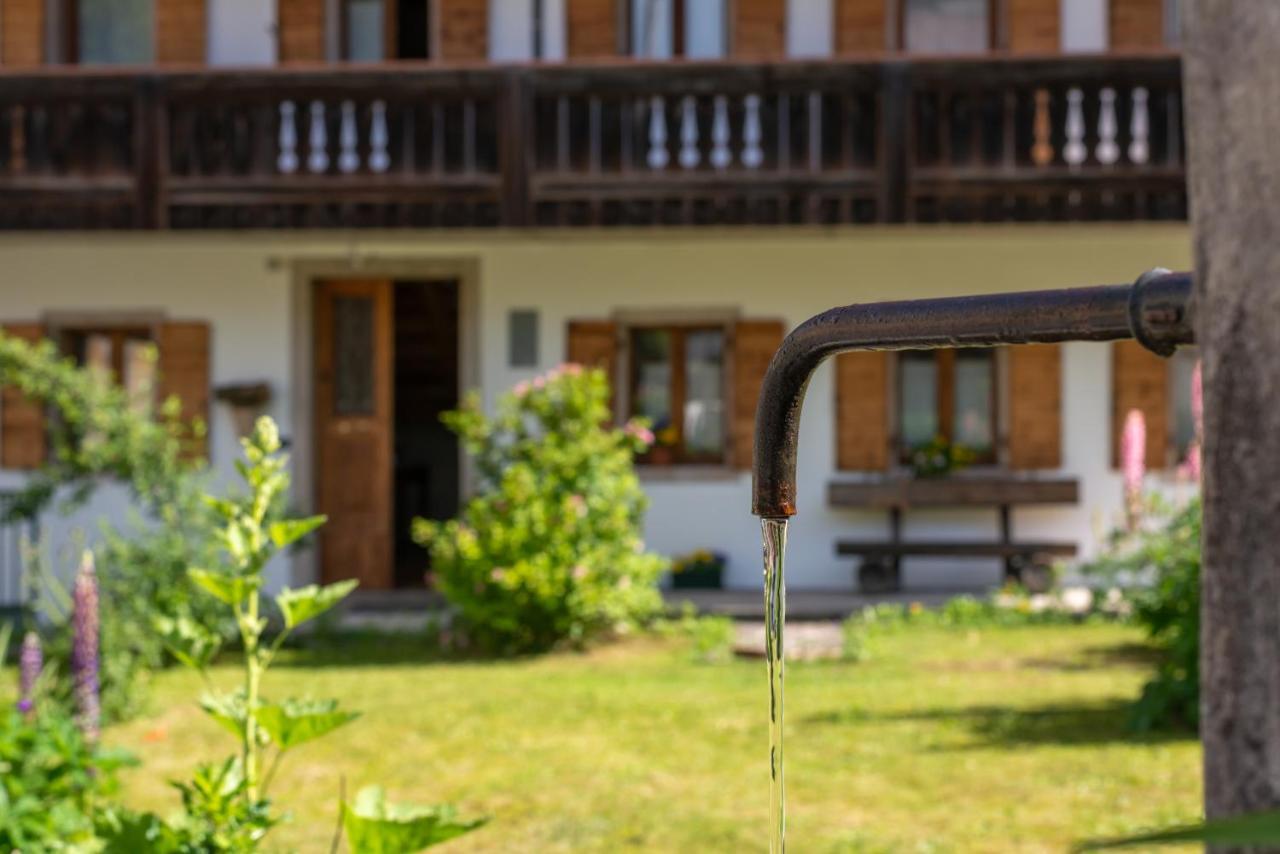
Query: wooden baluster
307,100,329,173
1095,87,1119,166
589,96,602,174
711,95,732,169
1128,86,1150,165
679,95,700,169
9,105,26,174
647,95,669,169
1063,88,1087,168
620,98,634,172
432,103,445,174
742,94,763,169
277,100,299,174
776,93,789,172
1031,88,1053,166
369,100,390,173
463,99,476,175
338,100,360,173
807,91,822,173
556,95,569,172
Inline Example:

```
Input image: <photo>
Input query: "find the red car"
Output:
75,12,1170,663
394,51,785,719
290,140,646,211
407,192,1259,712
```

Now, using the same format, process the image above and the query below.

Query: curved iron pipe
751,269,1195,519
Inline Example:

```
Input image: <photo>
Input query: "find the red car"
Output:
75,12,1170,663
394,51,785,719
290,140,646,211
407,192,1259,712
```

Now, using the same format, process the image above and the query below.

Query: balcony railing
0,53,1185,231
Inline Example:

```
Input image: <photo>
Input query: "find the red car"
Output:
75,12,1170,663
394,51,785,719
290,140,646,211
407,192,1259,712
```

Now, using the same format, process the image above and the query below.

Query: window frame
896,0,1003,53
626,322,729,467
895,347,999,465
61,0,157,64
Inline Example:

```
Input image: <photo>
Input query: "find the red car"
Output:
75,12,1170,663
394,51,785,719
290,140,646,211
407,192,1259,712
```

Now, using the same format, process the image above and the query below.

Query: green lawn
105,622,1200,853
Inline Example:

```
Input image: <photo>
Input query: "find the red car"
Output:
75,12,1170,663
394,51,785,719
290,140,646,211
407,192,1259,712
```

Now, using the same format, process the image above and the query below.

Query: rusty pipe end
1129,268,1196,357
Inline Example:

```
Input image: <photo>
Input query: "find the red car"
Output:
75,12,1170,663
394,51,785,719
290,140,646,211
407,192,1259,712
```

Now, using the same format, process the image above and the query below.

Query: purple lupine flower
17,631,41,717
71,550,100,741
1121,409,1147,531
1191,361,1203,434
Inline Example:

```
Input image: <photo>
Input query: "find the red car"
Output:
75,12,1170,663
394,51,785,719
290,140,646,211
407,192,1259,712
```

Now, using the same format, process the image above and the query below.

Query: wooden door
315,280,394,590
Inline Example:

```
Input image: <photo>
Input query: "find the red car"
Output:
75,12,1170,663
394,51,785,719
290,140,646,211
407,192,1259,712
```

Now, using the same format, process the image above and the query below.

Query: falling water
761,517,788,854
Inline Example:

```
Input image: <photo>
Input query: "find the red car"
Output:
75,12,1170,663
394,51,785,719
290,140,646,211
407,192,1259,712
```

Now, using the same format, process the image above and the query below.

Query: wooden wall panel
1110,0,1165,48
1008,0,1060,53
835,351,890,471
732,320,785,469
156,0,207,63
1112,339,1169,469
278,0,326,61
1,0,45,67
158,321,211,461
1008,344,1062,469
567,320,618,415
732,0,785,58
835,0,886,54
438,0,488,61
1,324,47,470
567,0,619,58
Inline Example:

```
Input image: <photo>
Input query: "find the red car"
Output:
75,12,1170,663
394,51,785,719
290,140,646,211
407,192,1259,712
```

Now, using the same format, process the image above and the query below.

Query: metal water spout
751,269,1196,520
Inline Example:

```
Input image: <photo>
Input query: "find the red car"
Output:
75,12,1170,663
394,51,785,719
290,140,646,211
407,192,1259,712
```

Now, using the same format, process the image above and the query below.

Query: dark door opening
396,0,431,59
393,280,459,587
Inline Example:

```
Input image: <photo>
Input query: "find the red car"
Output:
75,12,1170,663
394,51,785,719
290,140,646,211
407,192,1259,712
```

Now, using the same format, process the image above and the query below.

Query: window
902,0,990,54
897,348,996,462
61,326,156,414
508,309,539,368
72,0,154,64
342,0,431,60
629,326,726,464
629,0,726,58
490,0,566,61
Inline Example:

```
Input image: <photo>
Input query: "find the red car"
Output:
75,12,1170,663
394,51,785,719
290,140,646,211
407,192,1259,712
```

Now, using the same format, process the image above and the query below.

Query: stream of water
761,517,788,854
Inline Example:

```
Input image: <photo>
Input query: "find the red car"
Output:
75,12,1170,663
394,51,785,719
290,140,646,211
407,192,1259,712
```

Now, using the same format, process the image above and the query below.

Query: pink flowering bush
414,365,668,653
1121,408,1147,530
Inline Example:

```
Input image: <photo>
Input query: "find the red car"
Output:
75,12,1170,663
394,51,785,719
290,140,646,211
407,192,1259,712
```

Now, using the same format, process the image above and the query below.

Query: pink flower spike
1121,408,1147,530
1191,360,1203,437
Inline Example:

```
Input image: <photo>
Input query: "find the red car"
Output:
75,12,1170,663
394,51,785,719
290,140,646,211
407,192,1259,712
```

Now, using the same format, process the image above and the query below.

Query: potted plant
645,426,680,466
908,435,976,478
670,549,727,589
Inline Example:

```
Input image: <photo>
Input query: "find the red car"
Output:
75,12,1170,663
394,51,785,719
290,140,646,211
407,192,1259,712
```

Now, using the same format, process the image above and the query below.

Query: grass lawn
104,621,1200,853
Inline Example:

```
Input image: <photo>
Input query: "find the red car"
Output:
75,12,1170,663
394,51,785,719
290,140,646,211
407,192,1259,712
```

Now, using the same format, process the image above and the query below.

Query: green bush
1087,497,1201,731
0,705,135,850
657,605,737,664
0,330,229,722
414,366,668,654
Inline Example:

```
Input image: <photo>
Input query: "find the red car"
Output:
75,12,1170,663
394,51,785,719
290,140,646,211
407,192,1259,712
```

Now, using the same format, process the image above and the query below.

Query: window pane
346,0,385,61
508,309,538,368
683,330,725,457
1171,348,1200,459
900,351,939,450
953,350,995,454
904,0,988,53
79,0,155,64
633,330,673,434
334,296,375,416
84,334,115,382
122,338,155,415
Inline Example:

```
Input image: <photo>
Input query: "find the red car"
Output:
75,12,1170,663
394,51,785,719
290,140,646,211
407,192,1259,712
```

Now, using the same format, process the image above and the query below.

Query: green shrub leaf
342,786,486,854
268,515,327,550
153,614,222,671
254,699,359,750
275,579,357,629
188,568,259,606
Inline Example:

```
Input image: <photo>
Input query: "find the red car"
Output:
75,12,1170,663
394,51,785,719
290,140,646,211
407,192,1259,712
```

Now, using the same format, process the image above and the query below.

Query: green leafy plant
0,329,228,723
111,417,484,852
0,704,136,850
907,435,976,478
413,366,669,653
342,787,487,854
1085,496,1201,731
657,605,736,664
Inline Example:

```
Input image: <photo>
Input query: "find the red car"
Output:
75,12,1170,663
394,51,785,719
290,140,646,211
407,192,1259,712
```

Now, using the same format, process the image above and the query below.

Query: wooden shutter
156,0,207,63
1112,339,1168,469
158,321,211,461
835,0,887,53
1008,344,1062,469
278,0,326,61
1,324,47,470
732,319,785,470
732,0,785,58
438,0,488,61
566,320,618,417
835,351,890,471
567,0,619,58
1110,0,1164,48
1008,0,1060,53
1,0,44,66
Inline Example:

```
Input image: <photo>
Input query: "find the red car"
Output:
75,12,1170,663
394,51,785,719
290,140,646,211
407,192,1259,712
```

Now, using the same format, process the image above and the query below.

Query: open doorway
313,278,459,591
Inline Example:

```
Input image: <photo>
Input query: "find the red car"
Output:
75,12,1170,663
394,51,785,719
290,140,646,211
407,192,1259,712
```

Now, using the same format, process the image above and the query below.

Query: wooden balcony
0,53,1185,231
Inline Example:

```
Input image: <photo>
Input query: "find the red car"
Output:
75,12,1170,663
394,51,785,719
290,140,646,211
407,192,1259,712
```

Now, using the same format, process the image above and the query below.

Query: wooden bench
828,476,1081,593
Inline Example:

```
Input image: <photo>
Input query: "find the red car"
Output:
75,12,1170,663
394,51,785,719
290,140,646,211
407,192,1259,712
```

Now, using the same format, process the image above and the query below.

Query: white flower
1060,586,1094,615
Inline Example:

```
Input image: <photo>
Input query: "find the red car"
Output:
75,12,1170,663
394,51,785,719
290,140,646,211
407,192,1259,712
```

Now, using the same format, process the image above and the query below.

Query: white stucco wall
0,225,1192,593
